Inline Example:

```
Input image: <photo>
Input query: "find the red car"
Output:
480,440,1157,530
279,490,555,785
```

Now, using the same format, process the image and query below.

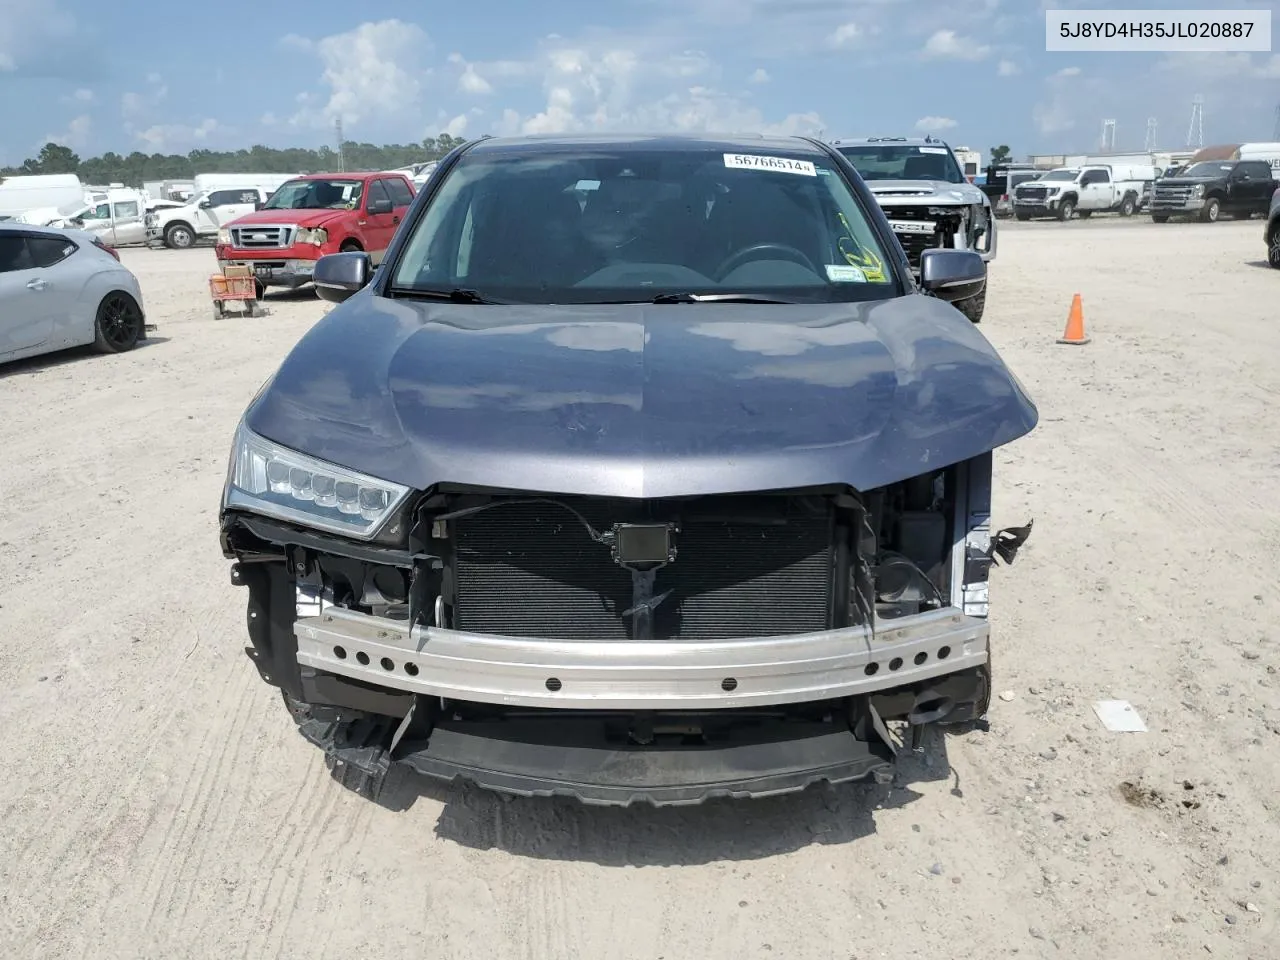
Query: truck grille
1153,186,1193,204
228,225,294,249
449,495,838,641
880,205,951,269
1016,186,1048,202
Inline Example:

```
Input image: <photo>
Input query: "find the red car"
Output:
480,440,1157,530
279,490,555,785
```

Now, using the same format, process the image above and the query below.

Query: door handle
27,278,47,291
392,216,400,224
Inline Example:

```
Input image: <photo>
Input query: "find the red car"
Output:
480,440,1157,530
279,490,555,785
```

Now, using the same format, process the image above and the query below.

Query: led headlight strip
223,422,411,540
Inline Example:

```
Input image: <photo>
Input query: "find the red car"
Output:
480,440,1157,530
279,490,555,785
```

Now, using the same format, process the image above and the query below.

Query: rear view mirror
314,251,372,303
919,249,986,302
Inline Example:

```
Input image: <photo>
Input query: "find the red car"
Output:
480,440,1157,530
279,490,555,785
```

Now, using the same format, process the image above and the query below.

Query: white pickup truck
145,187,270,249
1012,164,1157,221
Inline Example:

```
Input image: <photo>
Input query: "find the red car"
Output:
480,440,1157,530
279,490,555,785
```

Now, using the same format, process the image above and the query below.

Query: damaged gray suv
219,133,1037,806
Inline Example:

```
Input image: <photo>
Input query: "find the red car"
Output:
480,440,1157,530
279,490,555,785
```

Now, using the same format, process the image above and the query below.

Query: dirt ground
1,218,1278,960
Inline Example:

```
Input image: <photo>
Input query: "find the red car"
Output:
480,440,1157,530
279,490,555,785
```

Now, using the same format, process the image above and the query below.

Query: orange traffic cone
1057,293,1090,345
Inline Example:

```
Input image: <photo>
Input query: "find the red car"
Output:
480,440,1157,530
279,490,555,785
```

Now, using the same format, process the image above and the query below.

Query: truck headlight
1192,184,1204,197
222,422,411,539
217,228,231,244
295,227,328,245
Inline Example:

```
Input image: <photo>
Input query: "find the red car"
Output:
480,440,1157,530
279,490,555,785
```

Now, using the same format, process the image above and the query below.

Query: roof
828,136,954,148
290,171,411,181
464,132,829,158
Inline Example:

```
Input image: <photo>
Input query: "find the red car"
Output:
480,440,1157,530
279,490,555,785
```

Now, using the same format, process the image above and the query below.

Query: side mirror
199,199,212,209
367,197,393,215
314,251,372,303
919,249,986,303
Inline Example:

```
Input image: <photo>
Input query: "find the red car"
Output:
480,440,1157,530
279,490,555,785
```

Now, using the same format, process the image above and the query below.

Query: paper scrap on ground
1094,700,1147,732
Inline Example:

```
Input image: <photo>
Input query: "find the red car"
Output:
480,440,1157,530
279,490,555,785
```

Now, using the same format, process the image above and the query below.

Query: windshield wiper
388,287,498,304
648,292,794,304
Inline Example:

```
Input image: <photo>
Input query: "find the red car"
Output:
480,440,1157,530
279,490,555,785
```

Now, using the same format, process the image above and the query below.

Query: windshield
387,146,900,304
1036,170,1077,182
834,144,965,184
1179,162,1233,178
262,178,365,210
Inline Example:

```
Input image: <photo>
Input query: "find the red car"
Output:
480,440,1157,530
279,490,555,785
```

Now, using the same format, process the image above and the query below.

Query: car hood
244,294,1038,499
225,208,349,228
867,180,988,206
1157,176,1220,187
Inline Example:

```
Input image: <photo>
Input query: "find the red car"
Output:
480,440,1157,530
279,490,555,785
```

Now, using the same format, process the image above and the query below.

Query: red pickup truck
214,171,416,295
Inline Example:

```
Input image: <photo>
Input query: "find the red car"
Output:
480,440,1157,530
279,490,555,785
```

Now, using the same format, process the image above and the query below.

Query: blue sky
2,0,1278,166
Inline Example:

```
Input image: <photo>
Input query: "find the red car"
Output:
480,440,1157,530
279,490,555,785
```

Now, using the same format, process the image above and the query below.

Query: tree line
1,135,470,187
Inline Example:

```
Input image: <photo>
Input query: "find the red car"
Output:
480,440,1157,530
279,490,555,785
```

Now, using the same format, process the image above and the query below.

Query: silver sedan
0,222,148,365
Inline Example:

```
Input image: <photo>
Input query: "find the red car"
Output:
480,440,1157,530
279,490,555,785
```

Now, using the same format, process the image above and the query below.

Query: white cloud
828,23,862,48
915,115,957,133
260,112,279,127
458,63,493,95
748,67,770,84
920,29,990,61
1032,65,1082,136
71,87,93,102
288,19,433,128
42,114,91,149
493,37,816,138
0,0,78,74
443,113,469,137
136,118,219,151
121,73,168,120
997,59,1019,76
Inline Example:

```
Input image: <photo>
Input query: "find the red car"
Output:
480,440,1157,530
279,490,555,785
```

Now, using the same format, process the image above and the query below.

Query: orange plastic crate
209,274,256,301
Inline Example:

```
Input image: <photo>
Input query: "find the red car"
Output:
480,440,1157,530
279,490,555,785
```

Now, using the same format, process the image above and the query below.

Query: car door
0,232,52,354
361,179,398,262
1246,162,1274,211
204,189,262,232
1086,169,1111,209
110,198,145,245
25,233,87,347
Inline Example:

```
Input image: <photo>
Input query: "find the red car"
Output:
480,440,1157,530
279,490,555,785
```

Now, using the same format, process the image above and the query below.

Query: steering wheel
712,243,820,282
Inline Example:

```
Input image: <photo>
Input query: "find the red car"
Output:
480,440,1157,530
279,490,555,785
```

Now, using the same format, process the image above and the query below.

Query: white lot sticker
887,219,936,234
918,146,949,154
723,153,817,176
826,264,866,283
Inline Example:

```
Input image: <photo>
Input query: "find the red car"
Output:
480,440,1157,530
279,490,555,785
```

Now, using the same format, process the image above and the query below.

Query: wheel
93,292,145,354
1151,215,1169,223
253,279,266,300
212,302,224,319
955,285,986,323
164,222,195,249
1056,199,1075,221
1199,197,1220,222
1268,225,1280,269
1118,195,1136,217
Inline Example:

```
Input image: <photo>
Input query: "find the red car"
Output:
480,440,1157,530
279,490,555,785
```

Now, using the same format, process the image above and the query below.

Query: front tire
1118,195,1136,217
1056,199,1075,221
1268,224,1280,269
1199,197,1221,222
164,222,195,249
93,292,144,354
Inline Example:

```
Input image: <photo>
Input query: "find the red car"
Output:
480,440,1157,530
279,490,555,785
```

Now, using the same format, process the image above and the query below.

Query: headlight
1192,184,1204,197
222,422,411,540
295,227,328,245
217,228,231,244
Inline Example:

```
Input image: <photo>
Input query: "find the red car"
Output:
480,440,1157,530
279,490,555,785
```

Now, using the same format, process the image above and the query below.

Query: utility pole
1144,117,1158,152
1186,95,1203,149
335,117,345,172
1273,104,1280,141
1100,118,1116,152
